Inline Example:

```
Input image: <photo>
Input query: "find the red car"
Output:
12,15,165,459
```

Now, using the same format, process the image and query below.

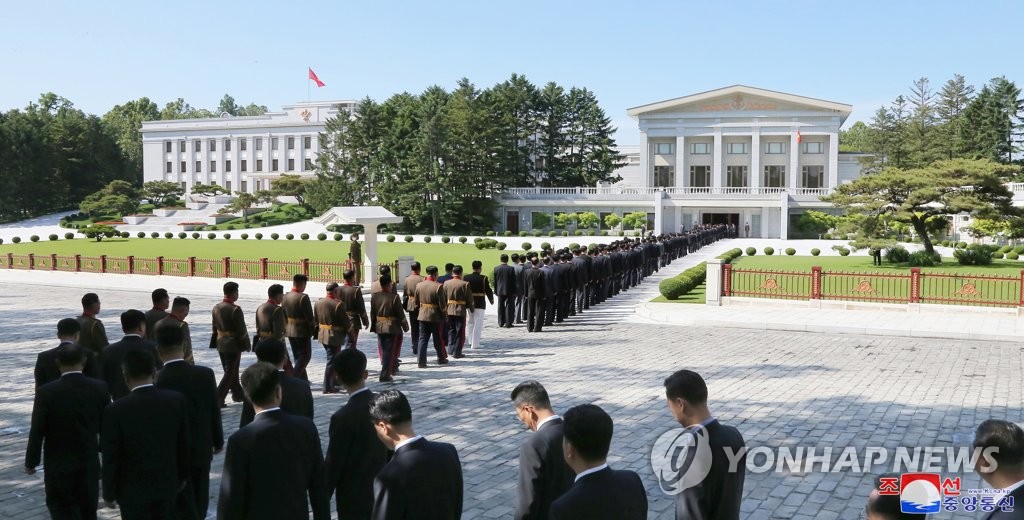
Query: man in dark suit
369,390,463,520
512,254,527,324
101,310,160,400
218,362,330,520
25,343,110,520
511,381,574,520
664,369,746,520
101,349,189,519
550,404,647,520
326,349,388,519
144,288,169,342
239,339,314,427
35,317,99,387
154,326,223,520
493,254,517,328
522,257,546,333
571,248,590,314
974,419,1024,519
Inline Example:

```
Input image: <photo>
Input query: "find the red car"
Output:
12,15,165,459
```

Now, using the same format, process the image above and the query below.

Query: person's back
374,437,463,520
101,334,159,400
550,466,646,520
511,382,575,520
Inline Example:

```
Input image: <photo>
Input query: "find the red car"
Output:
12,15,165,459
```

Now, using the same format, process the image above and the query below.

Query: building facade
141,100,355,194
498,85,867,238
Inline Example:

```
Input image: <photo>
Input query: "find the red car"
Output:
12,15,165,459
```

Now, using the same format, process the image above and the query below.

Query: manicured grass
206,203,312,230
652,284,706,304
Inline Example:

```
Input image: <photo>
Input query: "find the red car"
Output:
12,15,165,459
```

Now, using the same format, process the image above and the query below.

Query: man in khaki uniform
282,274,316,382
414,265,449,368
370,274,409,382
154,297,194,364
339,269,369,350
144,288,169,342
402,262,424,356
442,265,474,359
255,283,286,345
314,282,351,394
349,234,362,284
77,293,109,356
212,281,250,406
369,264,392,295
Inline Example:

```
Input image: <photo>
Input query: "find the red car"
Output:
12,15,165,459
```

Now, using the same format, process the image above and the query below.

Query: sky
2,0,1021,145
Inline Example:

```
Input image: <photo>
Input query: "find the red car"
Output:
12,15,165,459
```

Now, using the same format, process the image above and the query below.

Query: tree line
307,75,624,233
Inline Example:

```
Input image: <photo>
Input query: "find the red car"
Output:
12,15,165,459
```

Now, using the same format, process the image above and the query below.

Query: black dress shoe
453,354,465,359
418,363,428,369
437,358,449,365
379,375,393,383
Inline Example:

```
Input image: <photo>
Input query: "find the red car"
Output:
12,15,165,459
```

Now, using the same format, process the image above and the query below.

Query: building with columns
498,85,867,238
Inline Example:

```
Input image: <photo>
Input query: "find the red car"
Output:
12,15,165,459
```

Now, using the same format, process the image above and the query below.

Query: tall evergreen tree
934,74,975,159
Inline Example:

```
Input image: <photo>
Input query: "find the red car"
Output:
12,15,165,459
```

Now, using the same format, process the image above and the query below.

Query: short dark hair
122,349,156,380
426,265,438,275
511,381,552,410
241,362,281,407
510,253,519,261
867,473,925,519
974,419,1024,471
378,274,392,288
326,282,339,293
379,264,391,275
369,390,412,425
293,274,308,286
444,263,454,272
81,293,99,308
500,254,509,262
57,317,80,337
562,404,613,462
120,309,146,332
664,369,708,405
254,339,287,365
223,282,239,295
472,260,482,270
332,348,367,386
155,324,184,352
171,297,190,311
452,265,463,275
151,288,169,305
268,284,284,298
343,269,355,281
56,343,86,367
411,261,421,272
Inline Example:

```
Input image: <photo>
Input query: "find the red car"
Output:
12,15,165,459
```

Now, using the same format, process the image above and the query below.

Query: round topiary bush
1007,252,1019,260
1014,245,1024,255
271,233,280,240
956,241,968,249
30,235,39,242
519,231,528,237
822,233,832,240
548,230,557,237
836,247,851,257
241,233,249,240
223,233,231,239
745,247,756,256
885,245,911,263
785,248,796,256
404,235,414,243
225,225,235,231
458,236,467,243
285,234,294,240
503,230,512,237
136,232,145,239
316,233,327,241
473,237,482,242
486,230,495,236
810,248,821,256
163,232,173,239
255,233,263,240
522,242,532,251
121,231,130,238
568,243,580,251
187,232,196,239
334,233,343,241
575,230,584,236
993,252,1004,259
533,230,542,237
300,233,309,240
386,235,396,242
764,247,774,256
541,242,551,251
442,236,451,243
48,234,58,241
497,242,507,250
178,232,187,239
423,236,432,243
68,232,77,240
208,233,216,240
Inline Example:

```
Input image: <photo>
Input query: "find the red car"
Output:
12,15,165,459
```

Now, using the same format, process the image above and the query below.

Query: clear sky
2,0,1020,145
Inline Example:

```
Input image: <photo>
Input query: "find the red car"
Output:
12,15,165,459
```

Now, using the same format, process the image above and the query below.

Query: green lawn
731,254,1024,275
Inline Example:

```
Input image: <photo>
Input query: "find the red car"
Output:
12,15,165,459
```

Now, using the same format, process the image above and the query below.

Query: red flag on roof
797,130,802,144
308,68,325,88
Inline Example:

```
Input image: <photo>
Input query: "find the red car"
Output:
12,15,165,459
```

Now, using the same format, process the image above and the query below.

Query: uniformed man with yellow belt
212,281,251,407
442,265,474,359
413,265,449,368
282,274,316,382
254,284,288,375
154,296,194,364
77,292,109,356
339,269,369,350
314,282,351,394
370,274,409,382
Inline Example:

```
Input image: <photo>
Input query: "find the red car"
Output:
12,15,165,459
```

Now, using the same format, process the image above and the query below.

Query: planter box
204,214,237,225
153,208,179,217
123,215,151,225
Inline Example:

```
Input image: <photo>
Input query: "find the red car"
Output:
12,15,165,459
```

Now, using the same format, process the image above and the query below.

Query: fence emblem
322,267,331,277
852,279,876,293
758,278,780,290
203,264,214,273
955,283,982,297
240,264,250,274
279,266,289,275
170,263,180,272
16,258,24,266
141,263,151,271
85,260,94,269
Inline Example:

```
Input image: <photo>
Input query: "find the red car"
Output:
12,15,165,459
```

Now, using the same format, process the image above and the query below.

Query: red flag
308,68,325,88
796,130,802,144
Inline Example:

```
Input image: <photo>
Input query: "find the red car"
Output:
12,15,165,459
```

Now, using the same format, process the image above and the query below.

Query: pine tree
934,74,975,159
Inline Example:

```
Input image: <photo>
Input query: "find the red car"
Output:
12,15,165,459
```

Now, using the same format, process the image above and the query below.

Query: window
180,161,186,173
287,137,295,150
690,143,710,155
534,157,546,170
194,140,201,152
690,165,711,187
240,138,247,151
210,161,216,173
225,160,232,173
803,142,824,154
255,138,262,151
303,136,311,149
654,166,674,187
181,181,187,191
224,139,232,152
271,137,279,150
287,158,295,170
195,161,202,173
802,165,824,188
241,160,247,172
766,142,786,154
240,180,248,192
726,166,748,187
209,139,217,152
256,159,263,172
272,159,279,171
654,143,674,155
165,141,172,153
763,165,786,187
165,161,172,174
179,140,186,153
727,142,748,154
225,181,232,192
304,158,314,170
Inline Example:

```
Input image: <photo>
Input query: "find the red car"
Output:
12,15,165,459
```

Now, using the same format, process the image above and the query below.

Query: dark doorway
506,211,519,234
702,213,740,227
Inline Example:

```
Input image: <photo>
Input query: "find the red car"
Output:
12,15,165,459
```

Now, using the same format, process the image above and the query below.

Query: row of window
164,136,313,154
653,141,825,155
652,165,825,188
164,158,313,174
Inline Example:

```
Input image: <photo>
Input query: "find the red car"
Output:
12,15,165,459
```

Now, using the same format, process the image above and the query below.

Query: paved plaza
1,257,1021,519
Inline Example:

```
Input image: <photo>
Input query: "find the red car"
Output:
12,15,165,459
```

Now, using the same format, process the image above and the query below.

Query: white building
141,101,355,194
499,85,868,238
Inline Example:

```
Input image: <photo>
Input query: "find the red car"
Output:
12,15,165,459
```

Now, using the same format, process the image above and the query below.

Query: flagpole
307,70,310,103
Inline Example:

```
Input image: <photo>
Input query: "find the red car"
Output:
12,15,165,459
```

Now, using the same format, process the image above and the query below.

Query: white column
828,131,839,190
789,130,800,191
653,191,665,234
675,135,686,188
712,130,723,191
639,131,650,187
362,223,379,288
780,192,791,239
750,129,761,192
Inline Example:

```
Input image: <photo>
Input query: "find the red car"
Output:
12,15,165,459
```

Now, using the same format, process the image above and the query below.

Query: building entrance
702,213,740,227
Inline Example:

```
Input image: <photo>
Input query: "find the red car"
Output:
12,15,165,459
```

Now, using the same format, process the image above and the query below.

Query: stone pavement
0,246,1021,519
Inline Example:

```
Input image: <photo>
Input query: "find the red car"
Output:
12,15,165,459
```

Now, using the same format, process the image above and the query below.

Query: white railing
500,186,835,198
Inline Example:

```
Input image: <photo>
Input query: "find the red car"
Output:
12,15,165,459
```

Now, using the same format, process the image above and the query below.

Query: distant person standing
369,390,463,519
212,281,251,407
442,265,473,359
523,257,546,333
414,266,449,368
100,310,160,400
283,274,316,382
349,233,362,285
154,296,195,364
464,260,494,349
511,381,574,520
972,419,1024,519
512,254,527,324
550,404,647,520
402,262,425,355
25,344,110,520
493,254,517,328
144,288,169,342
339,269,369,349
369,274,409,382
664,369,746,520
314,283,351,394
77,292,109,356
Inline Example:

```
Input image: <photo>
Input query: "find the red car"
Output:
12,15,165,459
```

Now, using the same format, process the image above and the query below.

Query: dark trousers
496,295,515,327
575,287,587,313
118,498,176,520
216,351,242,404
377,333,402,378
527,297,544,332
185,463,210,520
408,311,420,352
45,468,98,520
416,321,447,365
445,315,466,357
288,336,312,382
515,294,526,322
344,329,359,350
544,296,556,326
323,343,341,391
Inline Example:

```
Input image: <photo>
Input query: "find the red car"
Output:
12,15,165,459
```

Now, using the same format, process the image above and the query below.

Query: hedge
48,234,59,241
423,236,432,243
659,262,708,300
522,242,532,251
404,236,414,243
386,235,396,242
811,248,821,256
745,247,756,256
68,233,78,240
459,236,468,243
764,247,774,256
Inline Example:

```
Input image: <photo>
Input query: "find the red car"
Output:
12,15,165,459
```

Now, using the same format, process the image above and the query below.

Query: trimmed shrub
1014,245,1024,255
717,248,743,263
226,225,235,231
208,233,216,240
255,233,263,240
659,262,708,300
822,233,832,239
568,243,580,251
317,233,327,241
135,232,145,238
954,246,992,266
423,236,432,243
956,241,968,249
67,232,77,239
908,250,941,267
533,230,542,237
548,230,557,237
884,245,911,263
241,233,249,240
473,237,482,242
522,242,532,251
1006,252,1019,260
811,248,821,256
191,232,199,239
519,230,528,237
223,233,231,239
541,242,551,251
497,242,507,250
442,236,451,243
164,232,173,239
386,235,396,242
178,232,187,239
285,234,294,240
300,233,309,240
48,234,58,241
474,238,500,250
486,230,495,236
458,236,467,243
503,231,512,237
833,246,851,256
404,235,414,243
334,233,343,241
785,248,796,256
271,233,280,240
993,252,1004,259
763,247,774,256
30,235,40,242
658,277,687,300
575,230,584,236
745,247,757,256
